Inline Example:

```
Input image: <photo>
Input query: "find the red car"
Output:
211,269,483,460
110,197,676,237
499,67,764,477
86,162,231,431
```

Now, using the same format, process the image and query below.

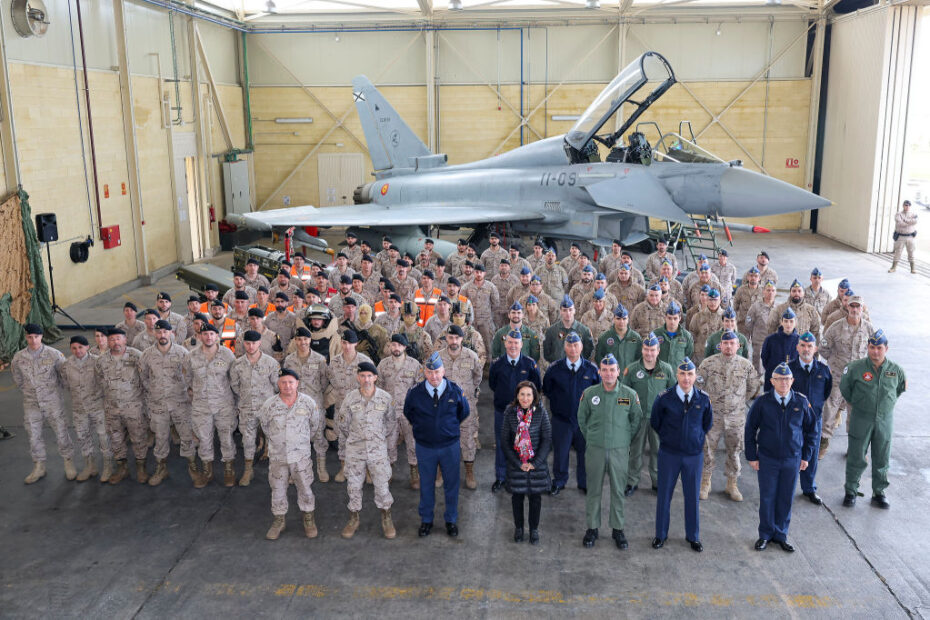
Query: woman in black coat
500,380,552,544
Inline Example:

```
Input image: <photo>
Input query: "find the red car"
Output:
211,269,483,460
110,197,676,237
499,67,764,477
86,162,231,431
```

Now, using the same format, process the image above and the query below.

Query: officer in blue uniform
650,357,713,552
788,332,832,505
489,329,541,491
745,363,818,552
761,308,800,391
403,352,471,538
542,331,600,495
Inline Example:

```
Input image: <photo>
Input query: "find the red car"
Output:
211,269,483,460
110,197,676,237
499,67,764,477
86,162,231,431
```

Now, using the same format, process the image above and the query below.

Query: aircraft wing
582,168,693,224
232,204,544,231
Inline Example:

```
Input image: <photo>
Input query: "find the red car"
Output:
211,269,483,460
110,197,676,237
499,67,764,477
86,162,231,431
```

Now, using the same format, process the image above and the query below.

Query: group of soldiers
10,232,906,546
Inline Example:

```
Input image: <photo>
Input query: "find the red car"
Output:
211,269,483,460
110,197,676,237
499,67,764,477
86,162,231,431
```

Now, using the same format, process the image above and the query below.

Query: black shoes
803,491,823,505
529,529,539,545
871,494,890,509
624,485,638,497
491,480,504,493
418,522,433,537
445,522,458,537
549,483,562,496
754,538,769,551
777,540,795,553
651,483,658,492
612,529,628,550
582,528,598,548
688,539,703,553
843,492,857,507
578,486,587,495
651,537,665,549
514,527,524,543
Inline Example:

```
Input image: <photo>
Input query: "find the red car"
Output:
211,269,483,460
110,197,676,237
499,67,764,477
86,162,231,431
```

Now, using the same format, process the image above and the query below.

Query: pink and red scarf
514,406,535,463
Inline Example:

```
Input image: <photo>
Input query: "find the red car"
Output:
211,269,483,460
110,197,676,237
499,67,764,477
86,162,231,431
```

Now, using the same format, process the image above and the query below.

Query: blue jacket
760,328,800,390
787,358,832,417
542,357,600,426
489,354,541,411
403,380,470,449
744,389,818,463
650,388,713,457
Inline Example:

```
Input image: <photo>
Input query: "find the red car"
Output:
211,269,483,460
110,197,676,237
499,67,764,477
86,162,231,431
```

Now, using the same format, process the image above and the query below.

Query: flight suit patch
862,372,873,382
884,371,896,377
617,398,631,406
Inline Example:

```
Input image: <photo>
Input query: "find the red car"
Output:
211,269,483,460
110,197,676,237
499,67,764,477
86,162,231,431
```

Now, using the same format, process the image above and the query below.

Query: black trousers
511,493,542,530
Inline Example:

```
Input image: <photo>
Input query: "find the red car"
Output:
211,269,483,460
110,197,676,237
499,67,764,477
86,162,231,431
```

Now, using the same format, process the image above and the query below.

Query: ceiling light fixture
715,23,722,36
449,0,463,9
266,0,276,13
586,0,601,8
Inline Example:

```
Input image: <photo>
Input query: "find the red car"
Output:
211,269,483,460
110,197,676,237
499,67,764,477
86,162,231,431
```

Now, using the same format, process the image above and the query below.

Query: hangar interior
0,0,928,617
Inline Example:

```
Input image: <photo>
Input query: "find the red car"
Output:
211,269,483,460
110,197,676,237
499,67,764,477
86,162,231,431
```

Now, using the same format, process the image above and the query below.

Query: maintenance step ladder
667,215,731,271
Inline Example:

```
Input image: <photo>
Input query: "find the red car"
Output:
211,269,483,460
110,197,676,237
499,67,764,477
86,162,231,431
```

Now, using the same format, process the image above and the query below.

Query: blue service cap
708,289,721,299
613,303,629,318
509,301,523,311
526,295,539,304
560,295,574,308
722,307,736,319
868,329,888,346
698,253,707,261
678,357,696,371
530,274,541,282
764,279,777,288
520,266,531,275
507,329,523,340
666,301,682,315
425,352,443,370
721,330,738,341
700,284,711,293
773,362,793,377
699,263,710,271
658,276,669,283
546,246,556,254
844,288,855,297
643,331,660,347
600,353,618,366
648,284,662,292
619,263,631,271
811,267,822,276
583,265,596,273
790,278,803,289
799,331,816,343
839,278,850,289
593,288,606,300
748,266,760,274
564,331,581,344
595,272,606,281
782,307,797,320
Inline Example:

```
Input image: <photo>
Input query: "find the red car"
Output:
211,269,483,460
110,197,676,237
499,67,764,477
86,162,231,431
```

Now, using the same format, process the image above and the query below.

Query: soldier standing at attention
543,296,594,364
761,309,800,390
480,231,510,274
155,292,188,341
230,330,280,486
328,330,374,482
622,332,676,497
746,281,777,375
12,324,74,484
438,326,483,490
745,363,818,553
696,331,760,502
840,330,906,509
284,327,331,482
594,303,642,372
577,354,642,550
630,285,667,339
377,334,425,489
59,335,112,482
888,199,918,273
461,263,500,356
645,236,678,281
259,368,324,541
116,301,145,344
788,332,832,505
804,268,831,317
711,249,737,307
337,362,397,539
655,301,694,371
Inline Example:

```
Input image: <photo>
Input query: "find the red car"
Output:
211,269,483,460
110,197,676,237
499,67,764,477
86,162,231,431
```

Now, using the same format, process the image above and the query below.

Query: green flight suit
621,359,677,487
490,324,540,361
840,357,906,495
704,329,752,361
595,327,643,371
543,320,594,363
577,381,643,530
655,327,694,370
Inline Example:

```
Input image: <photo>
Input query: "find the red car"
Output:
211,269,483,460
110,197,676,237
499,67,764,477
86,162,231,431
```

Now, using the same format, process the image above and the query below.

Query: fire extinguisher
208,206,216,225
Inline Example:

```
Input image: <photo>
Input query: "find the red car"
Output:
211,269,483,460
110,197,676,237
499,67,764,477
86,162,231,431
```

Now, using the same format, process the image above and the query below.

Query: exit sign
786,158,800,168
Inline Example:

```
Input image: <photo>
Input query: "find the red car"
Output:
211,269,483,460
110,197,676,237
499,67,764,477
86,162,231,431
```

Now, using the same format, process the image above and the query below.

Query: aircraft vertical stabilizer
352,75,431,172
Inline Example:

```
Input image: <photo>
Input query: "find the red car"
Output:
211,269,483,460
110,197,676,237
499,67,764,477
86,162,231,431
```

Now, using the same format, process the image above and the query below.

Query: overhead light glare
275,117,314,124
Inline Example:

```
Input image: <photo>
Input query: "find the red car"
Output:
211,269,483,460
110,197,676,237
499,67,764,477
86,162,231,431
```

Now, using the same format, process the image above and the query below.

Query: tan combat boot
239,459,254,487
316,457,329,483
266,515,286,540
63,458,77,481
136,459,149,484
195,461,213,488
726,476,743,502
409,464,420,490
76,458,98,482
819,438,829,461
148,459,168,486
24,461,46,484
699,470,712,500
464,461,477,490
334,461,346,483
109,459,129,485
187,457,201,485
302,511,318,538
100,458,113,483
341,511,360,539
381,508,396,539
888,260,898,273
223,461,235,487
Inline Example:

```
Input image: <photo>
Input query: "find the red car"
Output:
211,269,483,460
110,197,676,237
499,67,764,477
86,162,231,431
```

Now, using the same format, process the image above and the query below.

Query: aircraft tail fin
352,75,431,172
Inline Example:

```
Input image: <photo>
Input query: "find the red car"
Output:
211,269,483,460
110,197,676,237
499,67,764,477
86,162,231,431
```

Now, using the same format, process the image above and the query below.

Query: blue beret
748,267,760,274
811,267,822,276
868,329,888,346
595,272,606,281
583,265,596,273
722,307,736,319
721,330,738,341
678,357,696,371
839,278,850,289
520,267,531,275
425,352,443,370
593,288,606,300
799,331,816,343
564,331,581,344
648,284,662,292
844,289,855,297
526,295,539,304
507,329,523,340
560,295,574,308
708,289,720,299
509,301,523,311
782,308,796,320
773,362,793,377
600,353,618,366
790,279,803,289
666,301,682,315
613,304,629,318
530,275,541,282
643,331,660,347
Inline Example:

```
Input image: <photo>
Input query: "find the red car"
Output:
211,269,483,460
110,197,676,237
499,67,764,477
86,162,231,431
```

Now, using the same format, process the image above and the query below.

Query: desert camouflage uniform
186,346,237,463
138,344,195,460
95,348,147,462
744,300,775,374
328,352,373,459
259,393,322,515
234,327,278,359
820,317,873,439
711,262,738,306
581,307,614,345
160,311,189,342
804,286,832,317
537,263,568,301
59,351,111,459
132,330,157,352
608,281,646,315
461,279,500,356
338,387,396,511
230,352,280,460
115,319,145,345
690,308,724,365
480,245,510,274
644,251,678,280
377,354,423,465
436,346,483,461
12,345,73,463
264,311,298,359
767,300,822,340
283,350,330,459
732,284,763,334
630,300,666,338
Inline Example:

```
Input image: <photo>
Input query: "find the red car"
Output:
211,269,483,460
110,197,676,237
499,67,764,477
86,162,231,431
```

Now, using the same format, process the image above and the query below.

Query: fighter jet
229,52,830,258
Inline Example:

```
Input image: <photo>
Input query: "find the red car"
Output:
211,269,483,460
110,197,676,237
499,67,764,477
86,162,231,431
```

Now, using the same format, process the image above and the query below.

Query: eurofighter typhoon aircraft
230,52,830,257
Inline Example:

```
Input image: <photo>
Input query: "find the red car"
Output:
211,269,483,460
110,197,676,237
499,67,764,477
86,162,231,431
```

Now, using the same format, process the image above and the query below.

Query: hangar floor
0,232,926,619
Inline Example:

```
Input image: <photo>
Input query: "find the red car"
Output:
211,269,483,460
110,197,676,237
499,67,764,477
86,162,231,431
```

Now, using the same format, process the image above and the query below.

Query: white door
318,153,365,207
172,132,203,262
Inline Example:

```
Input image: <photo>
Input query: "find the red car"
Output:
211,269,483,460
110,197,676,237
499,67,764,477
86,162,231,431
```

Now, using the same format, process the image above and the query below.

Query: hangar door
318,153,365,207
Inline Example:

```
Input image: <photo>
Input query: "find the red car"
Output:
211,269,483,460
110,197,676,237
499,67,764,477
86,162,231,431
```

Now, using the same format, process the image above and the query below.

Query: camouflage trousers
474,320,495,364
751,342,764,376
237,407,261,460
821,380,848,440
191,409,237,462
345,451,393,512
73,407,111,458
704,412,744,478
389,407,417,466
23,404,74,462
460,396,479,461
269,457,315,515
105,403,148,462
150,403,195,460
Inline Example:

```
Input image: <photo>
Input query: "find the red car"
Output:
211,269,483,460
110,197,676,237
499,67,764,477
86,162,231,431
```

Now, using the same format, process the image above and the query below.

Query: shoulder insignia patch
862,372,873,382
591,395,601,405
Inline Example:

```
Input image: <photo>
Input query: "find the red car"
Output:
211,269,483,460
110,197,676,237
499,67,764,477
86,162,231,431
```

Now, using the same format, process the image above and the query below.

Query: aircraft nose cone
719,166,830,217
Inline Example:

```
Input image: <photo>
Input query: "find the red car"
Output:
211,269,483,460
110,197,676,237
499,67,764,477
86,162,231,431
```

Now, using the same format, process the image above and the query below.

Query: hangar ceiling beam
417,0,433,17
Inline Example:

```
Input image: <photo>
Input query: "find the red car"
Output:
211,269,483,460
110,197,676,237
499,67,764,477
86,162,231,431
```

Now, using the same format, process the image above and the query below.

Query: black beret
24,323,42,335
391,333,409,346
201,324,219,334
188,295,201,303
154,319,172,330
257,286,269,294
343,297,357,306
205,284,218,292
247,308,264,318
234,291,249,300
295,327,312,338
233,271,245,278
124,301,138,311
339,275,352,285
247,258,260,265
70,335,88,346
357,361,378,375
342,330,359,343
243,330,261,342
448,324,464,337
108,327,126,337
156,292,171,302
279,368,300,380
